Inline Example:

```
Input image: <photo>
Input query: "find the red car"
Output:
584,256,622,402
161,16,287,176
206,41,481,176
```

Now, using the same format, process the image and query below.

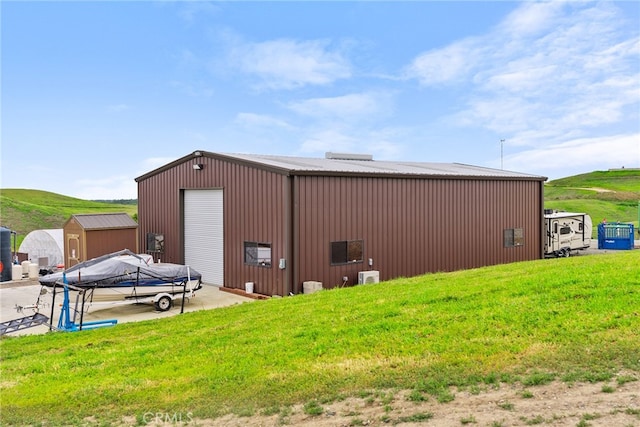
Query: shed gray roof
136,150,547,182
68,213,138,230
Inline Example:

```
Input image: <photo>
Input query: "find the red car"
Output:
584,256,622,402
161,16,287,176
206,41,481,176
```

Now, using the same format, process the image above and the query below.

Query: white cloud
505,133,640,178
287,92,392,121
404,39,482,86
298,126,405,160
366,128,405,160
73,155,188,200
406,1,639,154
235,113,293,130
299,129,357,154
143,156,178,171
229,38,352,90
484,64,558,94
74,175,138,200
177,1,221,24
497,1,564,38
182,130,208,142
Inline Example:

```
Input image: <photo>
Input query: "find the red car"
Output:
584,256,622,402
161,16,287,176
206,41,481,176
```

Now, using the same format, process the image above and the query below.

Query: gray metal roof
69,213,138,230
221,152,546,180
135,150,547,182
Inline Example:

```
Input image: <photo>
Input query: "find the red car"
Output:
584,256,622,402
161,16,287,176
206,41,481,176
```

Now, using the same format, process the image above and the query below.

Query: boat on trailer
39,249,202,311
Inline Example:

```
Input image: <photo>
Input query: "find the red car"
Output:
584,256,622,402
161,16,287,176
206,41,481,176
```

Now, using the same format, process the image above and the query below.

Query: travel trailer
544,210,592,257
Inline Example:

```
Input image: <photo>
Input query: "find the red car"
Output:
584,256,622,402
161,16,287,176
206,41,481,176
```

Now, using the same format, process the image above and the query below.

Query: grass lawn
1,251,639,425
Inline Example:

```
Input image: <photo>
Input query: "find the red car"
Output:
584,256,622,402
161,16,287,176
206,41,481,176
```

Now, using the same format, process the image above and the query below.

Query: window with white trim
244,241,272,267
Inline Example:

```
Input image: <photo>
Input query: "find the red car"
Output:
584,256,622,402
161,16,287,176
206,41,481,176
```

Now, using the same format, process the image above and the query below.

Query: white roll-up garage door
184,189,224,285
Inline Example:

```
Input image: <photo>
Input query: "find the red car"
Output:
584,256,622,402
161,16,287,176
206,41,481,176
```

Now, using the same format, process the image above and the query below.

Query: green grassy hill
2,169,637,246
0,189,137,246
548,169,640,192
1,252,638,425
2,169,637,248
545,169,640,231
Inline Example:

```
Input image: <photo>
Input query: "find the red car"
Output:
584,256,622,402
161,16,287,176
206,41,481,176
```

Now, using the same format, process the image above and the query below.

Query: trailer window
331,240,363,265
504,228,524,247
244,241,272,267
560,226,571,235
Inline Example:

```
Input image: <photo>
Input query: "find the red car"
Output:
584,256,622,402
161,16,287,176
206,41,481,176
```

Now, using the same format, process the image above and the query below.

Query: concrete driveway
0,279,254,337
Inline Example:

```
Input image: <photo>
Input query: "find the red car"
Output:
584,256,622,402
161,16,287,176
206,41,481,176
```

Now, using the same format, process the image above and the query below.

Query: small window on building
244,241,272,267
331,240,364,265
504,228,524,247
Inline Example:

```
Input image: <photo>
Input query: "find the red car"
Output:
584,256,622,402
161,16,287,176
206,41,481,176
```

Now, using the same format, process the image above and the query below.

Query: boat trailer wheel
155,295,173,312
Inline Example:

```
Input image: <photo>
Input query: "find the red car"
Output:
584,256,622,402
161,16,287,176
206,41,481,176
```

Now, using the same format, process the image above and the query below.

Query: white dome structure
19,229,64,267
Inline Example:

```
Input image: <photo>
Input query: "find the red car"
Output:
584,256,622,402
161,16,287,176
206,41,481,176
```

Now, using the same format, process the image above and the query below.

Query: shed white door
184,189,224,285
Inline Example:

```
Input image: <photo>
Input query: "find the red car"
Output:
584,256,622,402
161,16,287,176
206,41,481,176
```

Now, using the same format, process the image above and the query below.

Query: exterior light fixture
192,164,204,170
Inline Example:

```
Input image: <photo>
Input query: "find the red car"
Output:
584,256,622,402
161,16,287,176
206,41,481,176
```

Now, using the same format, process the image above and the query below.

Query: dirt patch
189,379,639,427
569,187,615,193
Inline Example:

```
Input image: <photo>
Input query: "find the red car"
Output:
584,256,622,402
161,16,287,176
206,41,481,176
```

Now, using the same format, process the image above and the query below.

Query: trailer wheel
155,295,172,312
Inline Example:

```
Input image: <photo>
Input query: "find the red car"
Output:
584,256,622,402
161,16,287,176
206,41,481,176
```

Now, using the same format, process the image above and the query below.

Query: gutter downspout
283,174,296,296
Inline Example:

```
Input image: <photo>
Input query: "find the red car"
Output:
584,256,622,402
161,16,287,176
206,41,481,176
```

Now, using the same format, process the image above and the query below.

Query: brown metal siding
85,229,138,260
137,156,289,296
63,218,138,267
224,164,288,296
293,176,542,292
138,153,543,296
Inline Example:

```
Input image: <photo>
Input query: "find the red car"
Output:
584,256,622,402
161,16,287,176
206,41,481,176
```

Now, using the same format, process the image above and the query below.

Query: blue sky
2,1,639,200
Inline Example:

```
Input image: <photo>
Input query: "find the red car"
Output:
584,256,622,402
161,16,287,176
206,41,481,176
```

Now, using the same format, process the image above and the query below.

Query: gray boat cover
39,249,202,287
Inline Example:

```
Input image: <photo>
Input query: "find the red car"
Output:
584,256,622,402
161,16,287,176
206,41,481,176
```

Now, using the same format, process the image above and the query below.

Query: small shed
63,213,138,267
18,229,64,267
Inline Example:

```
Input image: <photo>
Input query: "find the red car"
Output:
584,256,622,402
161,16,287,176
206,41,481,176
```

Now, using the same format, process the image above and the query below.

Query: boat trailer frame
48,279,118,332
